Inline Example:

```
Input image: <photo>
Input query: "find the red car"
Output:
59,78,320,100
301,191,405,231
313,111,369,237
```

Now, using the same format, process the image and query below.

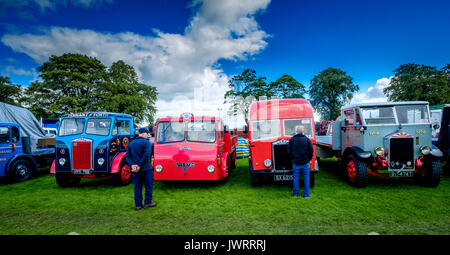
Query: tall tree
224,69,270,123
309,68,359,120
383,63,449,105
96,60,158,125
269,74,306,99
22,53,108,118
0,76,22,106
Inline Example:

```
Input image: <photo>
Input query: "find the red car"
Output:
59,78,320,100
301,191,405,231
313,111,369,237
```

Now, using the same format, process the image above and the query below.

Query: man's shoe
144,202,157,208
135,206,143,211
304,195,312,199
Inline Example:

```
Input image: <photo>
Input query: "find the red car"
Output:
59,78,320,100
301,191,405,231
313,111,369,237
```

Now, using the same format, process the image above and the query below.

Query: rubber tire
55,172,81,188
219,162,229,184
422,158,442,187
344,154,368,188
112,161,132,186
9,158,34,183
250,172,261,186
309,172,315,188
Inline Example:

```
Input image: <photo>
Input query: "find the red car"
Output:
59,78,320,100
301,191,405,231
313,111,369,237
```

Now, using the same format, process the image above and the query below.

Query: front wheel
9,159,34,183
344,154,368,188
112,162,132,186
55,172,81,187
415,158,442,187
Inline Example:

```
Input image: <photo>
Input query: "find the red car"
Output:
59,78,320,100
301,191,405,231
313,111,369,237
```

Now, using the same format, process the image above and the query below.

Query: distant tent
0,102,47,138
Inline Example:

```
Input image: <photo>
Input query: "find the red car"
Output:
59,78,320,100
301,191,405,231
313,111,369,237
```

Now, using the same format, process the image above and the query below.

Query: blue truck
50,112,135,187
1,103,55,183
0,122,55,183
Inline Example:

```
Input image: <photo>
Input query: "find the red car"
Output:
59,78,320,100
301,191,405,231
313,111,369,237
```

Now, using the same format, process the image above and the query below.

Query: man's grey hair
295,125,304,134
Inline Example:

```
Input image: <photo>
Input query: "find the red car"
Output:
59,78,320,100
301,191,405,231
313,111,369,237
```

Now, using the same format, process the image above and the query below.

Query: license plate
72,169,91,175
274,175,293,181
176,162,195,167
389,171,414,177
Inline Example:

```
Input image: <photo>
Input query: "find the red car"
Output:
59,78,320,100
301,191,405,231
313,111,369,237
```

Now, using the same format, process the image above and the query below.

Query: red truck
246,99,318,186
153,113,237,181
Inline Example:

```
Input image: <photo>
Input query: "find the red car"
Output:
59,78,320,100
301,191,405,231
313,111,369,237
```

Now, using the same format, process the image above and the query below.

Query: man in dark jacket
126,127,156,210
287,125,314,198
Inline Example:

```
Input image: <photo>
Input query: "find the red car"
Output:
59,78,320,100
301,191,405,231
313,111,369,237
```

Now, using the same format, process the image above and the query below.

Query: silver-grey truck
316,101,443,188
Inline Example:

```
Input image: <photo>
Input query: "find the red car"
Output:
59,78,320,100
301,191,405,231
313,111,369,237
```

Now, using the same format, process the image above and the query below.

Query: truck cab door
0,126,13,176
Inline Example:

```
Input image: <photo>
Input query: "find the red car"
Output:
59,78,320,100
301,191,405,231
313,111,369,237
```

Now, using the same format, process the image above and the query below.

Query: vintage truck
245,98,319,186
0,102,55,183
153,112,237,181
316,101,443,187
50,112,135,187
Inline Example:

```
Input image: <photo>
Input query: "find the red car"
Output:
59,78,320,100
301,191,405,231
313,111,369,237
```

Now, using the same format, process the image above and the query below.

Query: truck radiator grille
273,143,292,170
389,138,414,169
72,139,92,170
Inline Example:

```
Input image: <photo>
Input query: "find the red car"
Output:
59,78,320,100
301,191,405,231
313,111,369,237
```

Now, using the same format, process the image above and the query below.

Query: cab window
86,118,112,136
344,109,355,125
112,119,131,135
0,127,10,144
11,126,20,143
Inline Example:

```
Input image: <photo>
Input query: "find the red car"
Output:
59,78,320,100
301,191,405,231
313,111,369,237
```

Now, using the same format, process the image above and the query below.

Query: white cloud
1,0,271,125
351,77,392,104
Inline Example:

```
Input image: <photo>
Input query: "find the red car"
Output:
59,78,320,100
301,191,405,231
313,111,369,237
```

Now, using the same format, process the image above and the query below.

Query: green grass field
0,158,449,235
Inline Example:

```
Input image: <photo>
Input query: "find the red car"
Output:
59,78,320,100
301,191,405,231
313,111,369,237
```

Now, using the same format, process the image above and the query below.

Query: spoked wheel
112,162,132,186
345,154,368,188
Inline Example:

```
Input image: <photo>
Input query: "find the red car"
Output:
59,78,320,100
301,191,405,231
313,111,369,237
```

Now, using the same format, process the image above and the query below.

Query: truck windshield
187,121,216,143
395,105,430,124
59,118,86,136
251,120,281,140
0,127,9,144
86,118,112,136
156,121,185,143
283,118,314,138
360,107,396,125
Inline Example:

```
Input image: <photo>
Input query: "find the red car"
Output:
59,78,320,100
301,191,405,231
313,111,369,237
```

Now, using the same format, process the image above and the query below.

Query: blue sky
1,0,449,121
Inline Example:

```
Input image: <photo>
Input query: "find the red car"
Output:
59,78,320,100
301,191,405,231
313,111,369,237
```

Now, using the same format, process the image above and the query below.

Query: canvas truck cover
0,102,47,137
1,102,55,154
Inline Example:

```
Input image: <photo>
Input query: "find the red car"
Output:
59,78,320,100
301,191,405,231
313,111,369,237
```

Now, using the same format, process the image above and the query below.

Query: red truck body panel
248,99,317,171
154,113,237,181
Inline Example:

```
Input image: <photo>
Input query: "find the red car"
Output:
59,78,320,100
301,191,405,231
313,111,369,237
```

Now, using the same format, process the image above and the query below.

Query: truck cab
317,101,443,187
153,113,237,181
50,112,134,187
246,99,318,186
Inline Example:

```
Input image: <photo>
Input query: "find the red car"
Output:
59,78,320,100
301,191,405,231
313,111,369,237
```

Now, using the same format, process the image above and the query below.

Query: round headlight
97,158,105,166
155,165,163,173
264,159,272,168
58,158,66,166
375,146,385,156
207,165,215,173
420,145,431,155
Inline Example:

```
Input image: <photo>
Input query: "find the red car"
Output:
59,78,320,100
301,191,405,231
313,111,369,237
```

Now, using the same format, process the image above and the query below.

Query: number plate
176,162,195,167
389,171,414,177
72,169,91,175
274,174,293,181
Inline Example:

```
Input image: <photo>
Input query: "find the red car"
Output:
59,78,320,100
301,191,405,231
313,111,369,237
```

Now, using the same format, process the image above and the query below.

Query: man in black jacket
287,125,313,198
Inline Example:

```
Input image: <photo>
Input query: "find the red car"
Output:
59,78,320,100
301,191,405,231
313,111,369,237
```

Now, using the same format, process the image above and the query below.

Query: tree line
225,63,450,122
1,53,157,125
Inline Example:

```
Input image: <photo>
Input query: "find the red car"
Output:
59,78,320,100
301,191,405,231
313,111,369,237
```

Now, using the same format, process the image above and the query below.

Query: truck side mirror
224,125,229,133
243,125,248,134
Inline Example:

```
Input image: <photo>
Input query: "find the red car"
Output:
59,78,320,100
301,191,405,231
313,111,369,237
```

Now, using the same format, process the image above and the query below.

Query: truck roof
342,101,429,110
157,114,222,123
249,98,314,121
0,122,20,127
61,112,132,119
